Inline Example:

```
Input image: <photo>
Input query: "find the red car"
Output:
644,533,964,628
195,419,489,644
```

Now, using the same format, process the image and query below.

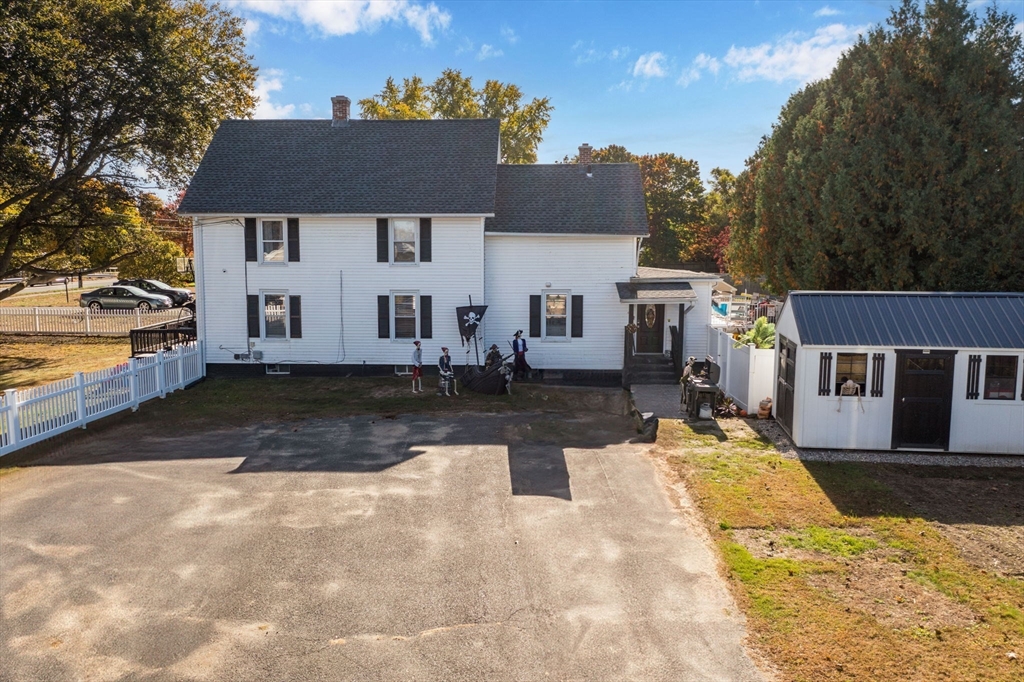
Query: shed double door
776,336,796,435
891,350,955,450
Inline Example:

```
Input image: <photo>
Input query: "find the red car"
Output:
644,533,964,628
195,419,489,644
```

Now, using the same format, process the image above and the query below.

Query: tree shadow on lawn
804,459,1024,527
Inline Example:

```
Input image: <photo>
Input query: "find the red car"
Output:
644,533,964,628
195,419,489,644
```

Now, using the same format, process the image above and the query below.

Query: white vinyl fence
0,307,184,336
706,327,775,412
0,341,204,456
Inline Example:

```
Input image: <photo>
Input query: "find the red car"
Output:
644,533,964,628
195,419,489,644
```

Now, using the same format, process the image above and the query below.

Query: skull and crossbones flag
455,305,488,344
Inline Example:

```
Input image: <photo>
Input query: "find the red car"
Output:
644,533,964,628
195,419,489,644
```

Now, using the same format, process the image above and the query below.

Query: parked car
114,278,193,306
79,286,173,310
29,276,69,286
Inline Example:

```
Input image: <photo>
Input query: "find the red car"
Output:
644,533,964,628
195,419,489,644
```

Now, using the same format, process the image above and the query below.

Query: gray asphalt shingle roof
177,119,500,215
484,164,649,236
788,292,1024,349
616,281,697,301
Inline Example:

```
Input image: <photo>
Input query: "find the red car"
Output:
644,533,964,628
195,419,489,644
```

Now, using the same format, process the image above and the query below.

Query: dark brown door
892,351,955,450
636,304,664,353
776,336,796,435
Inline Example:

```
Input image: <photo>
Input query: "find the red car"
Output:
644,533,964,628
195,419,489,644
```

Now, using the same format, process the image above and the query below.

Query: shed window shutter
420,295,432,339
420,218,432,262
244,218,257,262
529,295,541,338
870,353,885,397
378,295,390,338
247,294,260,338
289,295,302,338
571,295,583,338
376,219,389,263
966,354,982,400
287,218,300,262
818,352,833,396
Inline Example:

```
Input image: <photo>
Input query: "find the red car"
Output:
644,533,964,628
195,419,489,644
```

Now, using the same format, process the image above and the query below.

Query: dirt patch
732,527,978,630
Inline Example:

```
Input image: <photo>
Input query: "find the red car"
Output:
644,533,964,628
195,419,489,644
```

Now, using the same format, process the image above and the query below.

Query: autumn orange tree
728,0,1024,292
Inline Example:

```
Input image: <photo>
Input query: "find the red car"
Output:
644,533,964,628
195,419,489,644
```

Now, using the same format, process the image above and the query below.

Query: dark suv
115,279,193,307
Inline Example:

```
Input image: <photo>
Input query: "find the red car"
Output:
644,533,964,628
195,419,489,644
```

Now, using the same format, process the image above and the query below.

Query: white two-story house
178,95,718,384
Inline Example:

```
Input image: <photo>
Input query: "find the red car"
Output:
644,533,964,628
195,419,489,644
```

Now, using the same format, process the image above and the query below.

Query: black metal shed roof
484,164,649,236
177,119,499,215
787,292,1024,349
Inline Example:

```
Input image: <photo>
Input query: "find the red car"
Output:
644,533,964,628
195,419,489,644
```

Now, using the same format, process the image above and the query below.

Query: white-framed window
984,355,1018,400
260,219,286,263
392,291,418,339
835,352,868,396
265,364,291,375
543,291,569,341
392,218,417,264
262,291,288,339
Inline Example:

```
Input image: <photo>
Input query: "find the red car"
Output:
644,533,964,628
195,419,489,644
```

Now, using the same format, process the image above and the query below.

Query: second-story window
261,220,285,263
393,219,417,263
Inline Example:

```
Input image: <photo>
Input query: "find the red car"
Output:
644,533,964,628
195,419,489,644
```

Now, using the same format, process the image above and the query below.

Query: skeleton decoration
455,305,488,344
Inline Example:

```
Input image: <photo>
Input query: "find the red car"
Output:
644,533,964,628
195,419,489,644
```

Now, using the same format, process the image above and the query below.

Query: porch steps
630,354,678,385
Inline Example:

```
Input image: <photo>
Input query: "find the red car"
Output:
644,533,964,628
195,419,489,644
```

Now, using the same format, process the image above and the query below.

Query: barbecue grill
682,356,722,419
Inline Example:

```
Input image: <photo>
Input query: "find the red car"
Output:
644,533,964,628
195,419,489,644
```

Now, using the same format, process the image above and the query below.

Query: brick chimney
331,95,351,126
578,143,593,166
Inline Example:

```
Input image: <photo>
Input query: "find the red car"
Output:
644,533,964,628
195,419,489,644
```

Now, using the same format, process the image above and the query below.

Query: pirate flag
455,305,488,344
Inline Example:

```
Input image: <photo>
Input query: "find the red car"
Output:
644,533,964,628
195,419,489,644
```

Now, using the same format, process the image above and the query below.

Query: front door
636,304,664,353
892,351,955,450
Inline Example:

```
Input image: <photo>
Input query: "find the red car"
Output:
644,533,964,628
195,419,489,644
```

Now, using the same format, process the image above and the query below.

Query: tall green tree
729,0,1024,292
0,0,256,299
358,70,553,163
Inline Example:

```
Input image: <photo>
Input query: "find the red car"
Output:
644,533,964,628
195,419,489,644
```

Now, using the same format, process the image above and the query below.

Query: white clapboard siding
483,234,635,370
0,307,182,336
0,341,204,456
196,216,484,366
683,280,714,361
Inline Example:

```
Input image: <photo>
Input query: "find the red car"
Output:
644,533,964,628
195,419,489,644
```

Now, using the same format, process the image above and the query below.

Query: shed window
984,356,1018,400
835,353,867,396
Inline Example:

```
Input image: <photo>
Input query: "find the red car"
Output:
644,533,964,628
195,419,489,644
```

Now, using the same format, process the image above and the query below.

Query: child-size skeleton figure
837,376,863,413
437,347,458,396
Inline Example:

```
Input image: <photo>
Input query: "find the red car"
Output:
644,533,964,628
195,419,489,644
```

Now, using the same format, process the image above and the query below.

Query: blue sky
231,0,1023,180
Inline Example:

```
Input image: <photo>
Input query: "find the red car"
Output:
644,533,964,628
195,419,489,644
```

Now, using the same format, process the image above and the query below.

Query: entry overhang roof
616,281,697,302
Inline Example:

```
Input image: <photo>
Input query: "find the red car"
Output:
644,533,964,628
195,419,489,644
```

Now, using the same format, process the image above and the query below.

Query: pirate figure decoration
438,347,458,396
512,330,530,380
485,344,502,368
411,340,423,393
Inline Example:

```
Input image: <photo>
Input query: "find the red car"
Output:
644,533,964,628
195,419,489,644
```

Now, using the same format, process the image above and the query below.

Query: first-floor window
394,293,417,338
984,355,1018,400
544,293,567,338
835,353,867,396
263,293,287,338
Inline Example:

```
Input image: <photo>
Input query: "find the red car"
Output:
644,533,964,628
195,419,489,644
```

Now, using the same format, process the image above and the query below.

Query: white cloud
632,52,667,78
477,44,503,60
724,23,867,83
677,52,720,86
572,41,630,65
813,5,841,17
1016,21,1023,36
253,69,295,119
500,24,518,44
243,17,260,40
230,0,452,45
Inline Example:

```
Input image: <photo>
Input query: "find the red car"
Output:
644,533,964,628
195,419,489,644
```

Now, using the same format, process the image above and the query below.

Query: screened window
261,220,285,262
394,294,417,338
545,293,567,338
393,219,416,263
984,356,1018,400
835,352,867,396
263,293,287,338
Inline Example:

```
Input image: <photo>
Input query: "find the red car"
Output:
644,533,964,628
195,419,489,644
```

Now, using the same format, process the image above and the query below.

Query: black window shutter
818,352,833,396
244,218,257,262
420,295,432,339
571,295,583,338
378,295,390,338
966,354,982,399
529,295,541,337
871,353,885,397
376,219,389,263
420,218,432,262
246,294,260,338
289,295,302,338
287,218,300,262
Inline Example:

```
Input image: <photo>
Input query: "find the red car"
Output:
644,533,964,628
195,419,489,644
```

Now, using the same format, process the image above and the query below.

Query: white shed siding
483,235,634,370
949,350,1024,455
197,216,484,366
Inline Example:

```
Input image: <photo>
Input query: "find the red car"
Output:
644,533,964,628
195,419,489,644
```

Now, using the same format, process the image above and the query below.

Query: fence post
156,350,166,398
4,389,20,448
85,307,92,334
174,347,184,391
34,308,40,332
136,308,142,328
129,358,140,411
75,372,88,428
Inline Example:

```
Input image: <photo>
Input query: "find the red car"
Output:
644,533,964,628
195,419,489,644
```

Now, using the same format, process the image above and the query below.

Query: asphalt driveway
1,411,765,681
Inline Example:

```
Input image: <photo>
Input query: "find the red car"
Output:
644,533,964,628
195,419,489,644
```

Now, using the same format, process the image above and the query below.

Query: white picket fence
0,341,204,456
0,306,184,336
706,327,775,412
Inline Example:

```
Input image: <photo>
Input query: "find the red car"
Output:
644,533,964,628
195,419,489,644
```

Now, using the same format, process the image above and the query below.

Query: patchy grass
0,288,96,307
0,335,132,390
655,418,1024,681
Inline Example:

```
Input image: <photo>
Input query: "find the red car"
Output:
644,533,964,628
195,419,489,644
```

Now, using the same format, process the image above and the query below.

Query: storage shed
773,292,1024,455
